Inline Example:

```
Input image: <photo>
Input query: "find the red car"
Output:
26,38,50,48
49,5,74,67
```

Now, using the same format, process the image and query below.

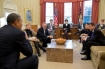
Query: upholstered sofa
20,41,37,59
91,46,105,69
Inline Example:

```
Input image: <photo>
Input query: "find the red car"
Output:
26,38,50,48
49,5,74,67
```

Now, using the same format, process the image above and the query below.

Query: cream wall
0,0,5,18
98,0,105,23
0,0,40,25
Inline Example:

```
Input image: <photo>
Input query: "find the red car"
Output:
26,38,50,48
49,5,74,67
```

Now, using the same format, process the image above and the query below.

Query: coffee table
46,40,73,63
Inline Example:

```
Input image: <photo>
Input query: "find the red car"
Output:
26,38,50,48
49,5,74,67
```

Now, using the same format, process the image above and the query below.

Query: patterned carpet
72,39,80,48
38,39,95,69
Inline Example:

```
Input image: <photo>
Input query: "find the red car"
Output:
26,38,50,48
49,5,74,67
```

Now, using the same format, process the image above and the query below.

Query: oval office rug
72,40,79,48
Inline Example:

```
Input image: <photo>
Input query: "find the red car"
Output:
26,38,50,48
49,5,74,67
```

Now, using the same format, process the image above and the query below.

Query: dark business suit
63,24,70,39
85,29,105,58
80,29,92,51
63,24,70,32
36,27,51,47
78,23,85,42
47,23,55,30
95,24,105,30
78,23,85,30
47,23,55,35
0,25,38,69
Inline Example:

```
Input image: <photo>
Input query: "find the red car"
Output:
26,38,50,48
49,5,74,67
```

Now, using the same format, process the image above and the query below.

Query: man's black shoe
80,51,86,55
81,56,91,60
43,49,46,52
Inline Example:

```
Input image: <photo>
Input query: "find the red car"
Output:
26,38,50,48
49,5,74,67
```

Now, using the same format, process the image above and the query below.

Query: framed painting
24,9,33,23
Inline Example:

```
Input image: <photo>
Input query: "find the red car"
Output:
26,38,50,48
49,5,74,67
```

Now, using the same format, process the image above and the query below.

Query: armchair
91,46,105,69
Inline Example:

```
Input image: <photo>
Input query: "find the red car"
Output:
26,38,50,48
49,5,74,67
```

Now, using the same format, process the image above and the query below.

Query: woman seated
62,19,71,39
24,23,46,57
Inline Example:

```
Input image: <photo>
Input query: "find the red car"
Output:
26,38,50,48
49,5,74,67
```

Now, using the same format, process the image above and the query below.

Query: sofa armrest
98,51,105,60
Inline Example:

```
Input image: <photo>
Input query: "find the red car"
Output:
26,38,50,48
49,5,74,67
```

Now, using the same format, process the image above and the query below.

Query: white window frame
46,2,54,24
83,0,92,23
64,3,72,24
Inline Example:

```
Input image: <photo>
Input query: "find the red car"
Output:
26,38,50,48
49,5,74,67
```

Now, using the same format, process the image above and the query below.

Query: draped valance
40,0,84,4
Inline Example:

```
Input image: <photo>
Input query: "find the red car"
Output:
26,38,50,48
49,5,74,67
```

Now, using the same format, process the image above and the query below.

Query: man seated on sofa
80,23,92,54
36,23,53,47
95,19,105,30
81,23,105,60
25,23,46,57
0,13,38,69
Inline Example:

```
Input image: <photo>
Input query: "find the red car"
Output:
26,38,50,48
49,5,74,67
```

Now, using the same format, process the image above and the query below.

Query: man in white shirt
37,23,53,47
47,19,55,36
77,20,85,42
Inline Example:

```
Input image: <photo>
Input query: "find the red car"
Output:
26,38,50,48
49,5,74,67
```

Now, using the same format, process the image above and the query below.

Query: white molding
3,0,18,14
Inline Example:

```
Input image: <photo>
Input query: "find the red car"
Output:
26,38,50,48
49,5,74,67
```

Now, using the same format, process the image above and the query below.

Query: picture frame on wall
24,8,33,23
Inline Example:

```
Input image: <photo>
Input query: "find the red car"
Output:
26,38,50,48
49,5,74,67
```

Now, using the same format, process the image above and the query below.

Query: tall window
83,1,92,23
46,2,54,23
64,3,72,24
0,12,11,27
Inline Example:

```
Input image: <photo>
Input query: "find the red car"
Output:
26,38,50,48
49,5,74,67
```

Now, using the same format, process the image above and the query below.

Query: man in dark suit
47,19,55,36
78,20,85,30
77,20,85,42
37,23,53,47
81,23,105,60
95,19,105,30
63,19,70,39
80,23,92,53
0,13,38,69
80,23,90,35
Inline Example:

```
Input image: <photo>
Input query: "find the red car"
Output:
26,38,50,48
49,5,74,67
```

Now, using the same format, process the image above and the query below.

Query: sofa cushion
91,46,105,57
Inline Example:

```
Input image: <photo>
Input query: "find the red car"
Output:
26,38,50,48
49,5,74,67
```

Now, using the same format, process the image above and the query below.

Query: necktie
81,24,83,29
50,24,52,30
44,30,45,35
91,32,94,38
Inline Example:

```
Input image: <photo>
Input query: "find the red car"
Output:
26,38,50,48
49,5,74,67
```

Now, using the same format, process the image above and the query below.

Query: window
0,0,17,27
0,12,10,27
64,3,72,24
46,2,54,23
5,12,10,18
83,1,92,23
0,17,7,27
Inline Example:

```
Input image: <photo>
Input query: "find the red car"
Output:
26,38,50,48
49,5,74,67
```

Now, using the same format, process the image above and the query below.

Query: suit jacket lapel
41,28,44,35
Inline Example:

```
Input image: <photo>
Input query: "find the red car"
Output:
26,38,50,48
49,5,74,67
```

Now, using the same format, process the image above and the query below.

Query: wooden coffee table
46,40,73,63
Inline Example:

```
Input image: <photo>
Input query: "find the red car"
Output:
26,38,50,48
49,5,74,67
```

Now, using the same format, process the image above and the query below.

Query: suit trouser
42,38,51,47
82,41,87,51
0,55,38,69
33,41,45,55
86,41,101,58
17,55,38,69
63,31,69,39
